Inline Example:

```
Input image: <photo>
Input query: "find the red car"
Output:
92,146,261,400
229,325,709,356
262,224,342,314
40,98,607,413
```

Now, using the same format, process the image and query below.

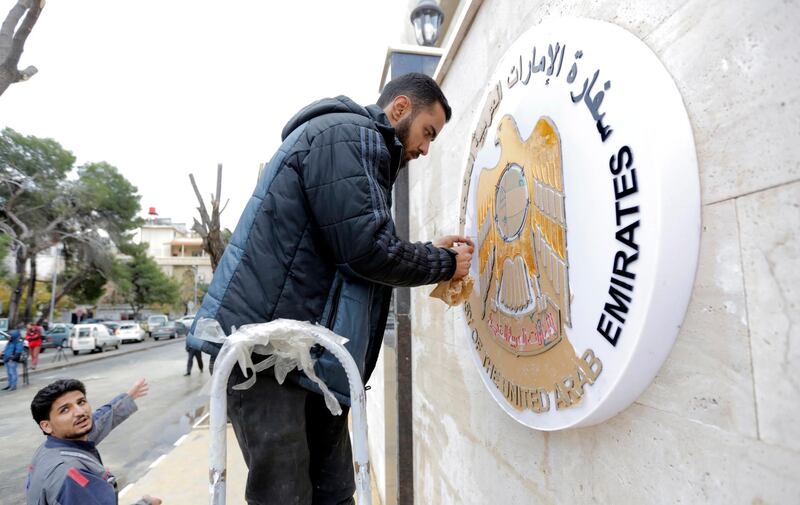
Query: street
0,338,209,504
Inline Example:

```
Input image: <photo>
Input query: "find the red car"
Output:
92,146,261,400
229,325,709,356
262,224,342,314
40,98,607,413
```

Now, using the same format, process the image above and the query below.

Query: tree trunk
23,255,36,322
0,66,17,95
0,0,44,97
7,248,27,328
204,227,225,272
51,270,87,308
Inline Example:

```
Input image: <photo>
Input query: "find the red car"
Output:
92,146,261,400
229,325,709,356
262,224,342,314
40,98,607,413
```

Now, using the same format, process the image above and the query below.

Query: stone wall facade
369,1,800,503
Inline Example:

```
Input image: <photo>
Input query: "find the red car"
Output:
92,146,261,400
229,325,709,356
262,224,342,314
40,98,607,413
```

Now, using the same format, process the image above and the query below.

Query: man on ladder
188,73,472,505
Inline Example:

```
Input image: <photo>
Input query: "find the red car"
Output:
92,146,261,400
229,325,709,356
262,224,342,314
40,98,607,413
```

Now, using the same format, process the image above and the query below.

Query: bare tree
0,0,44,97
189,163,228,272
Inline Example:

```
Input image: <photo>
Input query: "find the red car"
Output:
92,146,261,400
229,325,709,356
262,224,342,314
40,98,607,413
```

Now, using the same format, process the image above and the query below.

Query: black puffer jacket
188,96,456,403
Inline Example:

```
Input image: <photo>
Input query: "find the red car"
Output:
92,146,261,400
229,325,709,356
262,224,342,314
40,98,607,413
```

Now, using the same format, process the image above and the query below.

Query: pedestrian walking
184,339,204,376
188,72,473,504
25,322,43,369
26,378,161,505
2,329,25,391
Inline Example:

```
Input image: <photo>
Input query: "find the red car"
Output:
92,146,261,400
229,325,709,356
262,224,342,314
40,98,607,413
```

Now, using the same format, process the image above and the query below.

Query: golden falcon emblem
475,115,572,356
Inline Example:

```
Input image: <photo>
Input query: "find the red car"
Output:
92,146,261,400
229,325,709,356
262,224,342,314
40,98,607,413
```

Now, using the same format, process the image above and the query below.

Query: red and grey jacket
25,393,150,505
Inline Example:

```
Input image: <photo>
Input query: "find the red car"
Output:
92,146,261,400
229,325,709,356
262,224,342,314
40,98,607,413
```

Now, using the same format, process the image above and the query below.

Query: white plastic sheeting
195,318,372,505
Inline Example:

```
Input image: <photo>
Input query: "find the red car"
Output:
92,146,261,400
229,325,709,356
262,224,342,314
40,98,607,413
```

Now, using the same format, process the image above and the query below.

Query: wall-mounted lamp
410,0,444,47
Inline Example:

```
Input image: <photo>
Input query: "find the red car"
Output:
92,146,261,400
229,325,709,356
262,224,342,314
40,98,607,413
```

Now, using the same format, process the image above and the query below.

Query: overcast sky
0,0,406,231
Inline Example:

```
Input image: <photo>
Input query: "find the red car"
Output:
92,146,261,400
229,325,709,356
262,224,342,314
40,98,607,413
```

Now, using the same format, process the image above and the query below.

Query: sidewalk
120,413,382,504
119,414,247,504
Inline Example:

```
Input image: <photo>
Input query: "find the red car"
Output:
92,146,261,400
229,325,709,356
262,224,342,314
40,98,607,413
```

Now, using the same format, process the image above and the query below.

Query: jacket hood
8,329,20,340
281,96,374,140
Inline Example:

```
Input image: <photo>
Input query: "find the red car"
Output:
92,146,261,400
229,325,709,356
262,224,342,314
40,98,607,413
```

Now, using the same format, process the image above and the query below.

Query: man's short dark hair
31,379,86,425
377,72,452,122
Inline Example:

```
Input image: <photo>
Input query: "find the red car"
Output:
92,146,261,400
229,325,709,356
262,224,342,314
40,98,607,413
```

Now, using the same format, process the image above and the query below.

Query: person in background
26,378,161,505
2,329,25,391
38,318,50,332
184,337,204,376
25,322,43,369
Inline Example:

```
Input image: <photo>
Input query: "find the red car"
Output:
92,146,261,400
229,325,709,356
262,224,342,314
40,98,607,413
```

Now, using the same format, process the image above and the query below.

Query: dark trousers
227,368,355,505
5,360,17,388
186,349,204,373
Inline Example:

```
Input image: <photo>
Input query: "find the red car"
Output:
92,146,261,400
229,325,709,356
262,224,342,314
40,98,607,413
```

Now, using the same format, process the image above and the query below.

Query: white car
0,330,9,361
117,322,146,343
69,324,121,355
178,314,197,328
0,330,27,364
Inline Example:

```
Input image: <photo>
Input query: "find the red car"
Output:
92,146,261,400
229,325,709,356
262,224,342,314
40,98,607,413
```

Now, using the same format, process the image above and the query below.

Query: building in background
138,207,213,302
1,244,64,280
366,2,800,505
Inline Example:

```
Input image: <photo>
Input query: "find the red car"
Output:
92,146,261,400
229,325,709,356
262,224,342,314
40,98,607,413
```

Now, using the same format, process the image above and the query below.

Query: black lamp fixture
410,0,445,47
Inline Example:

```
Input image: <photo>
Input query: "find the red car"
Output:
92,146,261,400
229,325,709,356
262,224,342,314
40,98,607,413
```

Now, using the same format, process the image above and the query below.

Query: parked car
175,320,191,337
118,322,146,343
0,329,9,359
42,324,74,350
0,318,8,331
151,321,179,341
68,323,122,355
82,318,108,324
103,321,121,336
178,314,196,328
145,314,169,337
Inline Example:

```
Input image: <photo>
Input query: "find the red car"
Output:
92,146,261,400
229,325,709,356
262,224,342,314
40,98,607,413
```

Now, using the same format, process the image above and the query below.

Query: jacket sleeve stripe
359,127,390,221
360,128,383,222
66,467,88,487
370,129,390,215
57,467,117,504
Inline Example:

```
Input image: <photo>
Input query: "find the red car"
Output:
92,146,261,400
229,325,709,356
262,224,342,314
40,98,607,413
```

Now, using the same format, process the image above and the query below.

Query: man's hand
433,235,474,249
449,242,474,281
127,378,149,400
138,495,162,505
433,235,474,281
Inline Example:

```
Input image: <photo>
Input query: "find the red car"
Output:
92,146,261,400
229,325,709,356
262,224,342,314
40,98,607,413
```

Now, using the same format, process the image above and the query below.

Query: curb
0,337,183,383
